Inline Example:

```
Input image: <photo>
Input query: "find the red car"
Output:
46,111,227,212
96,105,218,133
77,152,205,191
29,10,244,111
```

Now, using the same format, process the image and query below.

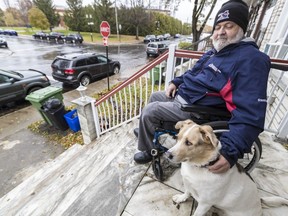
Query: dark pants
137,91,194,151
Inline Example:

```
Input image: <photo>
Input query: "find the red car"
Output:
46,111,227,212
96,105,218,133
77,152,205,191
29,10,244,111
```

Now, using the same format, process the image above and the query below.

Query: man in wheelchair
134,0,271,174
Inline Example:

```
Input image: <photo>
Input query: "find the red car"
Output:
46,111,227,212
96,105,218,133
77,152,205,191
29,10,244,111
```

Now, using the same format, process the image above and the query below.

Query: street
1,36,150,84
0,35,159,115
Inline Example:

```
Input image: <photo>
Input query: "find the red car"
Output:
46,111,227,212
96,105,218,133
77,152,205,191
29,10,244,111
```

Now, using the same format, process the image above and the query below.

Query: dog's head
166,120,219,165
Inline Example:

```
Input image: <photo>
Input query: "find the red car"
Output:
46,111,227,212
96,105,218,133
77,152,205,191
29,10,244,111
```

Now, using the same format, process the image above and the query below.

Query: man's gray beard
212,29,244,52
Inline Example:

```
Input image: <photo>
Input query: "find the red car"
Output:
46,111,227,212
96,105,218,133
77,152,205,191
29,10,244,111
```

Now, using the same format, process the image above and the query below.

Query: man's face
212,21,244,51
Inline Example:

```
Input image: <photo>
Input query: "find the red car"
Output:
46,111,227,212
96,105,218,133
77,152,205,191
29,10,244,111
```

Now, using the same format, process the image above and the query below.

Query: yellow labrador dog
166,119,288,216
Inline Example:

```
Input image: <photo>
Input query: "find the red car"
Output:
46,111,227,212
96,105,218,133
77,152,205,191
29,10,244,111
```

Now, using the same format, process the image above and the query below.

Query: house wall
260,0,286,51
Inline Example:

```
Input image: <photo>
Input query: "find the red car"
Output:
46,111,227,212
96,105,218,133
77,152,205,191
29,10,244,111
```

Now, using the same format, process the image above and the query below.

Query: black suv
51,53,121,86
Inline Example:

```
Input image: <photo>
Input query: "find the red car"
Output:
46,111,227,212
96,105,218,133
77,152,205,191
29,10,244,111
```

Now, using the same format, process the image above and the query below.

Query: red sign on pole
103,37,108,46
100,21,110,38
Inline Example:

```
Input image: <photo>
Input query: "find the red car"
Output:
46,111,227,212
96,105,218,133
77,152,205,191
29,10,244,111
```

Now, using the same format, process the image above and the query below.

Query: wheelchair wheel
205,121,262,173
152,160,164,182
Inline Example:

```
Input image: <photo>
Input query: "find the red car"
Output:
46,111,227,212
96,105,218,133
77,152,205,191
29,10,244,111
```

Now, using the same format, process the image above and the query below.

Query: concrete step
0,120,146,216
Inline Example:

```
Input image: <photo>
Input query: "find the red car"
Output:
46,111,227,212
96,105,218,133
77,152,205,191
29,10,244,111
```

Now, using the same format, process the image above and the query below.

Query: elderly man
134,0,270,173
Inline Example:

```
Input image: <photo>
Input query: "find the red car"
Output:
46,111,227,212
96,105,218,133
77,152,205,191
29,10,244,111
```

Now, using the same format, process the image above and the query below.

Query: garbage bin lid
25,86,63,102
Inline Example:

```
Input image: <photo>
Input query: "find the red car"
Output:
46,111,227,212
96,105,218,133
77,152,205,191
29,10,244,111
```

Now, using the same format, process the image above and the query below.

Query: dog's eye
185,140,192,146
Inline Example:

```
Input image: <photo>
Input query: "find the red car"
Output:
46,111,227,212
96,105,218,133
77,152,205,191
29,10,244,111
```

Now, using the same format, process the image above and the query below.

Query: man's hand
208,155,230,174
165,83,177,98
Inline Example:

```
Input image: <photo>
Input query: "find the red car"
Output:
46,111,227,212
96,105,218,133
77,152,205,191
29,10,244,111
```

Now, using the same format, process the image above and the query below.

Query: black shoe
133,128,139,138
134,151,152,164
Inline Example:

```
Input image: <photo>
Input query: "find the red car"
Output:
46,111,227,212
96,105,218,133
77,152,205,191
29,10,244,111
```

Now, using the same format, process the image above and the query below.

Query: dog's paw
172,194,189,204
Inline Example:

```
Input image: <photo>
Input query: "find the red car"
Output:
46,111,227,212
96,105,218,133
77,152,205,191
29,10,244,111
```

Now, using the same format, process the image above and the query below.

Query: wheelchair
151,104,262,182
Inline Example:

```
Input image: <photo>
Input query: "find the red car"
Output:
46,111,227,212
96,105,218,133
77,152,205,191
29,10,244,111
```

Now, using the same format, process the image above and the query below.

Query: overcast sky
0,0,225,24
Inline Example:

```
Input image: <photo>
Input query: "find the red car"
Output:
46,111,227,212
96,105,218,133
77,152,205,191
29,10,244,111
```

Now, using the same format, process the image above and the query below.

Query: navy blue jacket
171,38,271,166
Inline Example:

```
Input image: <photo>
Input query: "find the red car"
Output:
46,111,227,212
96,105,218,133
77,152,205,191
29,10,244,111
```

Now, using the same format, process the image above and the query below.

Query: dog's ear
175,119,194,129
199,125,218,147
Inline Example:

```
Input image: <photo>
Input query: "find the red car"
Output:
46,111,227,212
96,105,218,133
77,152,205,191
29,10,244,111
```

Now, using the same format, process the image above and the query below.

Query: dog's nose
165,151,173,160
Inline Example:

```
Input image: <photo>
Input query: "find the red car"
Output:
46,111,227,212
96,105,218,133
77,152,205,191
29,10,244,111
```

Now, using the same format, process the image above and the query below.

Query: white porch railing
91,45,288,140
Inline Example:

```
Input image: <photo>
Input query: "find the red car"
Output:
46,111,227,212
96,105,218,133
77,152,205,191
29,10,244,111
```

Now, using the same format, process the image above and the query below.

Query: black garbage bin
41,98,69,131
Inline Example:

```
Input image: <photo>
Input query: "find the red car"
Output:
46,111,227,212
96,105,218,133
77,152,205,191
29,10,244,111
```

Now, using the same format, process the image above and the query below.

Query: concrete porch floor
0,119,287,215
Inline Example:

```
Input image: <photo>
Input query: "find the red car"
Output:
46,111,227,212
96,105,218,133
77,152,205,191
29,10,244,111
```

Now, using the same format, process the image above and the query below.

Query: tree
17,0,33,26
28,7,49,29
118,1,149,40
5,8,23,26
93,0,115,33
4,11,18,26
191,0,217,50
3,0,11,8
161,0,217,49
33,0,58,31
64,0,86,32
0,9,5,26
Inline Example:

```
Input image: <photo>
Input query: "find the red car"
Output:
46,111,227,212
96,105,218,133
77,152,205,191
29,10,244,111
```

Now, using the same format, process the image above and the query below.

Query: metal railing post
165,44,177,90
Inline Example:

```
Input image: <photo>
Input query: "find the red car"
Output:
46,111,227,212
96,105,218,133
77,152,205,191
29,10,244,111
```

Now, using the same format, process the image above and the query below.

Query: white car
0,37,8,48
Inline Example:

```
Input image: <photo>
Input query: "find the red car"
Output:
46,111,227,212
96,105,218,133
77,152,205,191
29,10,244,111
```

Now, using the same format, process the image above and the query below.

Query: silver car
0,37,8,48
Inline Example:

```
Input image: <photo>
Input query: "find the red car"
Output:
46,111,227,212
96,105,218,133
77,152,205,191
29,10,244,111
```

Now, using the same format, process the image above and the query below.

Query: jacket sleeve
219,53,271,167
171,50,214,87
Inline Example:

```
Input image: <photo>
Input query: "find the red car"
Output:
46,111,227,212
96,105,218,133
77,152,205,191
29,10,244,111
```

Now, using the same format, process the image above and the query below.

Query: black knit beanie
213,0,249,33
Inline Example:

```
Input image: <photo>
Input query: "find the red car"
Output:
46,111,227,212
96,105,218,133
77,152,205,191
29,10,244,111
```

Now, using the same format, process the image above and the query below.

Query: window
0,74,10,84
97,56,107,63
75,59,87,67
53,59,71,69
87,56,98,65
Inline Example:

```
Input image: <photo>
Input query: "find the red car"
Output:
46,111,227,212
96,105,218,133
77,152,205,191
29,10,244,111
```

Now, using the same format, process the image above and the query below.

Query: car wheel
27,86,41,95
80,75,91,86
113,66,120,74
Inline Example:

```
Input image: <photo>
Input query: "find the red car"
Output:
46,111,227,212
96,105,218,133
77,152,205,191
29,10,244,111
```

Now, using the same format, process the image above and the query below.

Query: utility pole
115,0,119,41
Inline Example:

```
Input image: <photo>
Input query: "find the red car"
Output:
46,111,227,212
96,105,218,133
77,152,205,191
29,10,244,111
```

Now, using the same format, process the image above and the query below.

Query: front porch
0,118,287,215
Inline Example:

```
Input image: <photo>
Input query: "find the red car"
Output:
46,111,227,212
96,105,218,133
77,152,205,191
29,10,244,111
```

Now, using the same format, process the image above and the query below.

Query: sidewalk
0,67,138,198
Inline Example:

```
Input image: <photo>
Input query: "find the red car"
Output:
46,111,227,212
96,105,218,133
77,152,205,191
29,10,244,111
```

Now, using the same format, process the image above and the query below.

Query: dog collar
200,154,220,168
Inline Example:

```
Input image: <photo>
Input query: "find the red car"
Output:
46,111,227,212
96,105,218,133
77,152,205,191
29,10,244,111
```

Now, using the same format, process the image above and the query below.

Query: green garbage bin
149,65,164,84
25,86,64,125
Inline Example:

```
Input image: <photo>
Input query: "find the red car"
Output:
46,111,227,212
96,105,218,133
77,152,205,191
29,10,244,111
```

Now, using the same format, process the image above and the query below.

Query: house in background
247,0,288,59
55,5,67,29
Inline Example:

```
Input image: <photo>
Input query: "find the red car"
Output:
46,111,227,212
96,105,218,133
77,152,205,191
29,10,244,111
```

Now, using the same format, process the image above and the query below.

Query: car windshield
53,59,71,69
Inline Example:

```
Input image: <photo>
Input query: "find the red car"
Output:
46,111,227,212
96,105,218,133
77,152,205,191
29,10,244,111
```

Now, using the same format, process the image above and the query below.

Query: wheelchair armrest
180,104,231,118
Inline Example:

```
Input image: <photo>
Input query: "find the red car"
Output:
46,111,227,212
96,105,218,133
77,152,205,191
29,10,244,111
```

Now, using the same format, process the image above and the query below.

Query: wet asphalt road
0,35,157,116
0,36,150,83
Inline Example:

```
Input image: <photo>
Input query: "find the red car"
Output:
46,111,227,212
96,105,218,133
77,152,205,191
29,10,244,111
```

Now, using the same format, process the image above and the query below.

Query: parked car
64,33,83,43
32,31,48,40
143,35,156,43
163,33,171,40
156,35,164,41
0,69,50,106
51,52,121,86
47,32,65,41
146,42,168,57
174,33,181,38
0,37,8,48
3,29,18,36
